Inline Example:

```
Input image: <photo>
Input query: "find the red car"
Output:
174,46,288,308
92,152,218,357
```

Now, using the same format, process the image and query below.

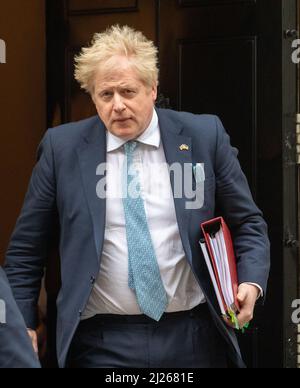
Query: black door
158,0,299,368
46,0,299,368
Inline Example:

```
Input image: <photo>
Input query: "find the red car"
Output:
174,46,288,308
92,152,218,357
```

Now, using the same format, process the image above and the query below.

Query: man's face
93,57,157,141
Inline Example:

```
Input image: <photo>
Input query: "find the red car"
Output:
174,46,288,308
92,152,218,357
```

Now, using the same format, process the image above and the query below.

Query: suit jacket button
90,276,96,284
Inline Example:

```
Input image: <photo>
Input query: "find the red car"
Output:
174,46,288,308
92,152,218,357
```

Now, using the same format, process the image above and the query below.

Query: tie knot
124,141,138,155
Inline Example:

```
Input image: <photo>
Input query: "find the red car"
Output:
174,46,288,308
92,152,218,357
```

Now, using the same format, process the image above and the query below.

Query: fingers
223,310,252,330
222,285,259,330
236,284,258,329
237,287,248,304
27,329,38,354
222,284,256,330
237,309,253,329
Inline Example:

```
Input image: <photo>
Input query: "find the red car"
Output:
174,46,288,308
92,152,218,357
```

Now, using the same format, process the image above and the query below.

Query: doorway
46,0,299,368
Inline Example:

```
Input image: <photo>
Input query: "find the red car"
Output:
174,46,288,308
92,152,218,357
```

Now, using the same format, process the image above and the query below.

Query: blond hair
74,25,159,94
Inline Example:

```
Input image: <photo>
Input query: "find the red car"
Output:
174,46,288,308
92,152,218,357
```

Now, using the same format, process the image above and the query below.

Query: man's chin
111,126,139,140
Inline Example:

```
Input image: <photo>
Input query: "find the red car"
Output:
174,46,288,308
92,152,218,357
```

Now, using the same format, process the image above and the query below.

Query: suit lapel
77,119,107,259
157,109,193,265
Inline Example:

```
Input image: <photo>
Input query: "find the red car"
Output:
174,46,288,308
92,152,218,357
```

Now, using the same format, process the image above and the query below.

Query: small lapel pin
179,144,189,151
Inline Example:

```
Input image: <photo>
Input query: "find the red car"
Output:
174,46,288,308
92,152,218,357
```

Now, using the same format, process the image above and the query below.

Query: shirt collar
107,109,160,152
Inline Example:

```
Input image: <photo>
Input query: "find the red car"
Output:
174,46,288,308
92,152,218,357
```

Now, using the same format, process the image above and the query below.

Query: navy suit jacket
0,267,40,368
5,109,270,368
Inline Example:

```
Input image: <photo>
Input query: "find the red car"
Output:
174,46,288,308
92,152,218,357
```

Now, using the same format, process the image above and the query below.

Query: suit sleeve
214,116,271,297
4,129,57,329
0,268,41,368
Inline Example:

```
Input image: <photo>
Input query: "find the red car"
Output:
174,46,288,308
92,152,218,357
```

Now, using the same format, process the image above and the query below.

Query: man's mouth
114,118,132,123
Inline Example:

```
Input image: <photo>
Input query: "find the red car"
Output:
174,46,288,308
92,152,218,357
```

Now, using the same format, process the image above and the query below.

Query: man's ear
152,82,158,101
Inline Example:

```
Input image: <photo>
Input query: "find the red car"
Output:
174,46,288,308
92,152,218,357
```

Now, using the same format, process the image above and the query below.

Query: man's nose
113,94,126,112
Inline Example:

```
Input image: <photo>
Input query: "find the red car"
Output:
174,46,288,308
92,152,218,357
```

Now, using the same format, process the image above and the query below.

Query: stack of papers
200,217,240,329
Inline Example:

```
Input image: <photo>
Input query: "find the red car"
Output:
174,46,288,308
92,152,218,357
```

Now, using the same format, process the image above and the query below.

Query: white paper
200,242,226,316
201,228,235,313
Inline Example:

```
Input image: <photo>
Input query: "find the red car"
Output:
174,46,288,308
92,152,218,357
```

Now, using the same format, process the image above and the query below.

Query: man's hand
223,283,260,329
27,329,38,354
236,283,259,328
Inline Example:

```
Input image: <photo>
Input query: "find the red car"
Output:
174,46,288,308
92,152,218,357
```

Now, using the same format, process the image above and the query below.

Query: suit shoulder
158,108,221,135
42,116,103,158
47,115,100,141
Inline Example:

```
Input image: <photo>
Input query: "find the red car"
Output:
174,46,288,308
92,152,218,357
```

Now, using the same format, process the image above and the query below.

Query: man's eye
101,92,112,98
125,90,135,95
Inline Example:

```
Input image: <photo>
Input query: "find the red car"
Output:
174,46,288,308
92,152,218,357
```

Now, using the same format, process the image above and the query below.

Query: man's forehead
95,72,142,89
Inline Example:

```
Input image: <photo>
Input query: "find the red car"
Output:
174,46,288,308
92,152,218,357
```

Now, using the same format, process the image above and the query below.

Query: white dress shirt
82,110,205,319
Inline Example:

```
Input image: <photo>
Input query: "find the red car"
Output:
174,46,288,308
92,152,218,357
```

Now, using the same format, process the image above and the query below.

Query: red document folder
200,217,240,326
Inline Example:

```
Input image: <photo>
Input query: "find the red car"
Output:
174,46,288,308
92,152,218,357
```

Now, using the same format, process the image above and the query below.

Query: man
5,25,270,368
0,267,40,368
